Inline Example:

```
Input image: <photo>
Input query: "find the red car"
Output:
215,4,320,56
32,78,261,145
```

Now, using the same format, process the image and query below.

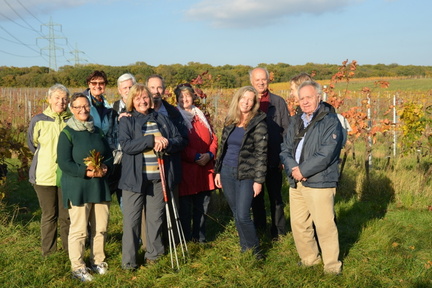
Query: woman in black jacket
118,84,184,270
214,86,268,257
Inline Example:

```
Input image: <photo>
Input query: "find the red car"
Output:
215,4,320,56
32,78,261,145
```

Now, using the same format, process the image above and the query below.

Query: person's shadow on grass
336,167,395,260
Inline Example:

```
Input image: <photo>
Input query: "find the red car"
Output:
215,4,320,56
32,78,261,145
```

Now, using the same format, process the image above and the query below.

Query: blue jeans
220,165,259,252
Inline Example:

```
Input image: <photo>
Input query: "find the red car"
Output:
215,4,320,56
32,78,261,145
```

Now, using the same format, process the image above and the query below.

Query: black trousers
252,167,286,238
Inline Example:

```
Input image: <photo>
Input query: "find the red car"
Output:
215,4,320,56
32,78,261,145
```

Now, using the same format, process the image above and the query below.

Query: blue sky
0,0,431,70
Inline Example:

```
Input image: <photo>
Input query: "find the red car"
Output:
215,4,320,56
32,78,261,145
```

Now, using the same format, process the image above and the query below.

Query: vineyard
1,75,431,157
1,63,432,287
0,59,431,181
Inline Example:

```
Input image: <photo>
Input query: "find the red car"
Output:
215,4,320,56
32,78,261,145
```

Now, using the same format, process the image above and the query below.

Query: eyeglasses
176,83,192,89
90,81,106,86
72,105,90,110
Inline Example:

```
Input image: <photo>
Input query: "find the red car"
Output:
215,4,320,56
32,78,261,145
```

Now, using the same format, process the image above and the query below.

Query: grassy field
269,76,432,93
1,148,431,287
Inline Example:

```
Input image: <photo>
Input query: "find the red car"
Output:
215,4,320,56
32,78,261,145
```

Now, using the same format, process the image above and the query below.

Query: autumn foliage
83,149,104,175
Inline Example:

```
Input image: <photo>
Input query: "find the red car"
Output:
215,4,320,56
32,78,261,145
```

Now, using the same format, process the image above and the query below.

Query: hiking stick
169,189,189,259
157,152,179,269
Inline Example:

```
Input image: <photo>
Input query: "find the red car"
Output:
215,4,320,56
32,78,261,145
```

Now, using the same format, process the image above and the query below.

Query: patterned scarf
177,105,212,135
67,115,95,132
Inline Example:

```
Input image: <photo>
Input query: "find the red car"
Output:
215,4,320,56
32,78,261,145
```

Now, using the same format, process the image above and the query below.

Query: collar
260,90,270,100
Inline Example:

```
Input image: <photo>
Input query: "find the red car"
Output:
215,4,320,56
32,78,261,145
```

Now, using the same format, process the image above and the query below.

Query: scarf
90,93,105,108
177,105,212,135
67,115,95,132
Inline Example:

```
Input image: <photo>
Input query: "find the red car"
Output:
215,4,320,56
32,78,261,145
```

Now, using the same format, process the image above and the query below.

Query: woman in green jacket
27,83,71,256
57,92,113,282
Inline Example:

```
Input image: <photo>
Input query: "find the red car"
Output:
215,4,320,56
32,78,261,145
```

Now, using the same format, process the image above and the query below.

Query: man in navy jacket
280,80,343,275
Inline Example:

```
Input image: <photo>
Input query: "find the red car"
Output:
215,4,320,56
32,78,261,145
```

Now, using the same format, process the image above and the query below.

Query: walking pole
157,151,179,270
169,189,189,259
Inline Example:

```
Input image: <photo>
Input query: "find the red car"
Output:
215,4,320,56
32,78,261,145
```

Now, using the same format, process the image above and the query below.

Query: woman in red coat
175,84,218,243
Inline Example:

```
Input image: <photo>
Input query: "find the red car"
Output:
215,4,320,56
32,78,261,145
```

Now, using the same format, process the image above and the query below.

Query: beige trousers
289,182,342,274
68,202,110,271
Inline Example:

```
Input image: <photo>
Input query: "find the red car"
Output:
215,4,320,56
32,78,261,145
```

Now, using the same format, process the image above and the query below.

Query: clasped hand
154,136,169,152
86,164,108,178
195,153,210,166
291,166,307,182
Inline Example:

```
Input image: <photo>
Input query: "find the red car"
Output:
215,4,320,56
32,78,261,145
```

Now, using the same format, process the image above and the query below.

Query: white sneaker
92,262,108,275
72,267,93,282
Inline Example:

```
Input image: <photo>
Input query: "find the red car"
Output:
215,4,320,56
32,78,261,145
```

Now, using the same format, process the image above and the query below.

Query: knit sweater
57,126,113,208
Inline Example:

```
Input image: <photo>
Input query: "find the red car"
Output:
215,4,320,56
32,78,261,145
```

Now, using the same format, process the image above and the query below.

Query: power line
0,34,33,45
16,0,43,25
37,17,67,71
0,24,45,56
0,48,41,58
4,0,43,36
0,10,33,31
0,1,90,68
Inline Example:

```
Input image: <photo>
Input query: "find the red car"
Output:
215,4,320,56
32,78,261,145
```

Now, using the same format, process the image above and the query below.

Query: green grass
333,77,432,93
1,152,432,287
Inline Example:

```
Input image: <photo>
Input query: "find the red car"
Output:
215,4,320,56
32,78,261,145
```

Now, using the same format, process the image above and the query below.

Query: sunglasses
90,81,106,86
176,83,192,89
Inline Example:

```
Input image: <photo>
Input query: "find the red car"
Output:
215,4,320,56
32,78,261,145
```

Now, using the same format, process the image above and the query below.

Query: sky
0,0,431,70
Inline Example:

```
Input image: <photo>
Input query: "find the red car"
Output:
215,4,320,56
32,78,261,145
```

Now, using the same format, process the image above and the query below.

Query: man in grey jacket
280,80,343,275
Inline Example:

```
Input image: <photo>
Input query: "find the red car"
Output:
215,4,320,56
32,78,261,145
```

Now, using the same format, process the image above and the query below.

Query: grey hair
48,83,69,98
249,67,270,81
117,73,136,87
298,80,322,96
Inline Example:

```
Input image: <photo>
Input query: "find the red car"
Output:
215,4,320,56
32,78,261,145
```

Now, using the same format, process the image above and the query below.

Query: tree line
1,61,431,88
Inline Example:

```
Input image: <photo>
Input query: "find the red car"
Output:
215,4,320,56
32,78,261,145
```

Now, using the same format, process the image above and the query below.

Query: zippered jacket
215,111,268,184
83,89,118,150
27,106,71,185
280,102,343,189
118,110,185,193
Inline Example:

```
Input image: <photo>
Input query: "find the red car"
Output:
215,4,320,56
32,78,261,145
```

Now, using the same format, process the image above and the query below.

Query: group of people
27,67,345,282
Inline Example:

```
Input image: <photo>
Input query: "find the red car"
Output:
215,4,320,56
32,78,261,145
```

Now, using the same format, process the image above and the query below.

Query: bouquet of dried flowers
83,149,104,175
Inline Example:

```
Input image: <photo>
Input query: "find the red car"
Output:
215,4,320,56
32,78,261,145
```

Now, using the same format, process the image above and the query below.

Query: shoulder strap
62,128,72,142
295,111,329,139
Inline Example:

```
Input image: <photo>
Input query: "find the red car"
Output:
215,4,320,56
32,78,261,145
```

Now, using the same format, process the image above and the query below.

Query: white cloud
0,0,101,22
184,0,363,28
